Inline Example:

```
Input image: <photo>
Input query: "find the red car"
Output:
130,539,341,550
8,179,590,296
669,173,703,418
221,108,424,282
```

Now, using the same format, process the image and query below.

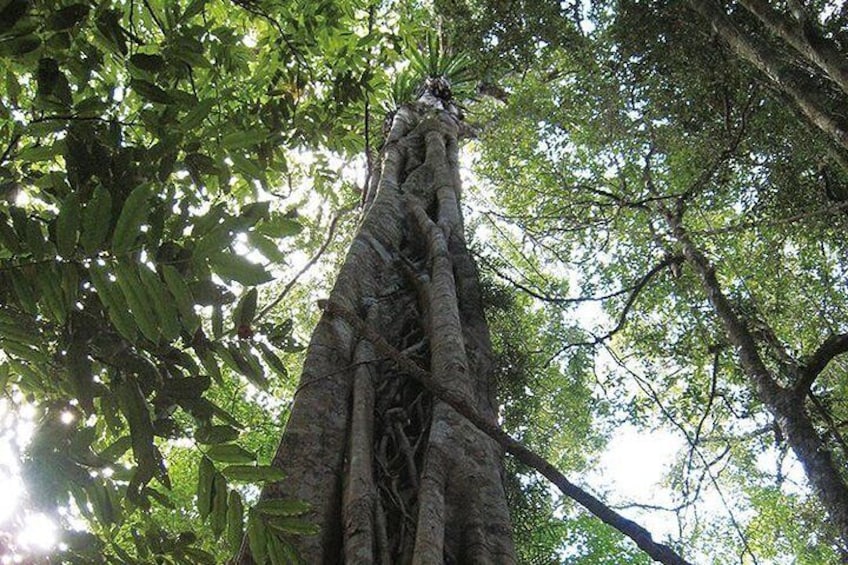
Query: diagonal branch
254,205,353,323
796,332,848,393
319,299,693,565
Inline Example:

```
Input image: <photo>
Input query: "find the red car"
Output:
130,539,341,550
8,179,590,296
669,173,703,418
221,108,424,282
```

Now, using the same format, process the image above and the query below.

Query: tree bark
236,94,517,563
738,0,848,96
687,0,848,154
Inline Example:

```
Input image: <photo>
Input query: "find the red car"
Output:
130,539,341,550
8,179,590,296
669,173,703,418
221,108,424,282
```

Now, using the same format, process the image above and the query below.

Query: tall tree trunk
660,204,848,545
687,0,848,155
237,86,517,563
737,0,848,96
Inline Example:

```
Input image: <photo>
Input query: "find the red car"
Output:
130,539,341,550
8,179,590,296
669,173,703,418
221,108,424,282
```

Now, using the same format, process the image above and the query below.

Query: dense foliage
3,0,848,563
0,0,390,561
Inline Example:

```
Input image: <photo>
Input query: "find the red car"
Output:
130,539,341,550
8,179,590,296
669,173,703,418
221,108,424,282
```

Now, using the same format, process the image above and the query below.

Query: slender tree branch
254,206,354,323
605,344,760,564
141,0,166,35
487,254,682,307
546,255,682,359
693,199,848,237
320,299,692,565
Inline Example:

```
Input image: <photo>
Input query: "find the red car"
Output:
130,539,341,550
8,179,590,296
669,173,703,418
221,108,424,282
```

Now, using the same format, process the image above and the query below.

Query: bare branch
254,206,354,322
546,255,683,358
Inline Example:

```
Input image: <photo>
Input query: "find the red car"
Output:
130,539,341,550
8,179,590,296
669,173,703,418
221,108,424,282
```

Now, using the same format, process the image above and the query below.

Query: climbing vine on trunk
236,81,516,563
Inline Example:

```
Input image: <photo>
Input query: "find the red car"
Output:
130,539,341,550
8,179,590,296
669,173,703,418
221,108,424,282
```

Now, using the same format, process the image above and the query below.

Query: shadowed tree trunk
237,79,517,563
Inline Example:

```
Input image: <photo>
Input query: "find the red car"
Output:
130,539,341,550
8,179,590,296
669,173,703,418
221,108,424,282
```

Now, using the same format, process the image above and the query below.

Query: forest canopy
1,0,848,563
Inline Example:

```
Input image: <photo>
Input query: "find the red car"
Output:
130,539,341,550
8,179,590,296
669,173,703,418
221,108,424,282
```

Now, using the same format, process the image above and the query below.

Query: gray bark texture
236,91,517,564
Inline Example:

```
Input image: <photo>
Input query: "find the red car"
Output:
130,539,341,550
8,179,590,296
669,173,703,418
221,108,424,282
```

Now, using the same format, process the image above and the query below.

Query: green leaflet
195,425,240,446
137,265,182,342
222,465,285,482
232,287,258,328
181,98,216,131
254,499,310,517
221,128,267,150
130,78,173,104
112,183,153,254
264,515,320,536
161,265,200,333
80,185,113,253
226,490,244,554
88,264,138,342
197,456,215,521
205,443,256,464
247,512,268,565
210,472,228,536
113,261,160,343
209,252,273,286
56,192,80,258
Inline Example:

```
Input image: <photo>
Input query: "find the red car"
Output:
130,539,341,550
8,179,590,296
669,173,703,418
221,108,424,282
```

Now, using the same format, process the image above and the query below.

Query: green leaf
37,264,67,324
265,515,320,536
230,152,265,181
254,499,310,517
248,231,287,263
10,269,39,314
257,342,288,378
81,185,113,253
221,129,267,150
46,3,89,30
56,192,80,258
247,512,268,565
233,288,258,327
181,98,215,131
195,425,240,445
257,215,302,238
161,375,210,400
161,265,200,333
137,265,181,341
96,436,132,463
129,53,165,73
210,473,228,536
221,465,285,483
206,443,256,464
112,183,153,254
209,252,273,286
130,79,173,104
0,339,50,365
25,220,47,259
18,143,62,163
0,35,41,56
226,490,245,553
88,264,138,342
115,376,159,496
113,262,160,342
197,456,215,520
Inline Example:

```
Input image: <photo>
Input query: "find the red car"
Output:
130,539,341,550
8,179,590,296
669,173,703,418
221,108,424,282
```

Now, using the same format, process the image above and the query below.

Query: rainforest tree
4,0,848,563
